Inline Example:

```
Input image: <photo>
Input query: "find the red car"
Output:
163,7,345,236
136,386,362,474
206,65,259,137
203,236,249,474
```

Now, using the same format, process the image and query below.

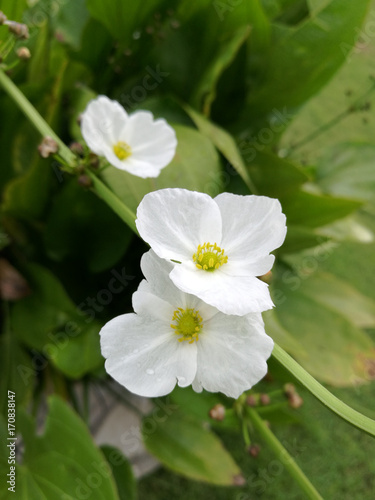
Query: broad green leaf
142,411,242,485
1,156,52,220
272,269,375,386
184,105,256,192
86,0,171,43
281,190,362,228
100,446,137,500
243,149,309,197
11,264,103,378
243,0,371,118
316,143,375,207
282,225,329,254
299,271,375,328
263,309,306,358
0,397,119,500
101,124,222,213
52,0,89,50
44,179,132,273
191,25,250,115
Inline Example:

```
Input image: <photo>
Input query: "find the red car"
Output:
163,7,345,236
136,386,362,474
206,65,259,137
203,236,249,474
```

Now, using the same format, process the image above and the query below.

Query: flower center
193,242,228,272
170,308,203,343
113,141,132,160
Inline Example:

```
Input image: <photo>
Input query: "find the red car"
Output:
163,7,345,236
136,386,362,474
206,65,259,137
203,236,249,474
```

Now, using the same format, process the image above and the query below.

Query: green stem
246,408,323,500
272,343,375,438
86,170,138,235
0,68,76,166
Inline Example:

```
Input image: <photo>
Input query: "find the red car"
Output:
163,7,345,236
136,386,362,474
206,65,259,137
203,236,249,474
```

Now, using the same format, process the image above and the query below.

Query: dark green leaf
100,445,137,500
142,411,242,485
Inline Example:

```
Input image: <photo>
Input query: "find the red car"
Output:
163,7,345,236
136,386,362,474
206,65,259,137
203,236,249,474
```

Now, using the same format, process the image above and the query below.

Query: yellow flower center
113,141,132,160
170,308,203,344
193,242,228,272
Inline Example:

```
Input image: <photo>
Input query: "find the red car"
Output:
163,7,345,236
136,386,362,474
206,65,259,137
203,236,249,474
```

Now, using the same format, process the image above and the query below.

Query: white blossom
136,188,286,315
100,250,274,398
80,96,177,178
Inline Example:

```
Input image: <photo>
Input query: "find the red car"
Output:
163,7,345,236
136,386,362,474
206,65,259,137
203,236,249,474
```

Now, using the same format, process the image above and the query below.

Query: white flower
80,95,177,178
100,250,274,398
136,188,287,316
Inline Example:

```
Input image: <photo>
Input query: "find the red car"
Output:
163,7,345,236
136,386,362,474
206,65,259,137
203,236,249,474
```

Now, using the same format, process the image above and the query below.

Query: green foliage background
0,0,375,498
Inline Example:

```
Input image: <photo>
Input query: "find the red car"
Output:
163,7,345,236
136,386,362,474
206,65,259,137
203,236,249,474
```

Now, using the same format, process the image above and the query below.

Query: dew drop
146,369,154,375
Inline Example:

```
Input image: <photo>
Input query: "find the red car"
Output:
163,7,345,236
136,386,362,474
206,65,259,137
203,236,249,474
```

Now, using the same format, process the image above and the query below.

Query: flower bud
38,136,59,158
283,383,296,397
77,174,92,188
6,21,29,40
246,394,257,407
208,404,225,421
0,11,7,24
247,444,261,457
69,142,84,156
16,47,31,60
259,393,270,406
288,393,303,409
88,152,100,168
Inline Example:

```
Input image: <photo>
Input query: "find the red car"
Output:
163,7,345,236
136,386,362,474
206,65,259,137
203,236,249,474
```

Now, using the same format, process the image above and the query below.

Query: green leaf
0,396,120,500
272,268,375,386
244,149,309,197
86,0,170,43
101,124,222,213
263,309,306,358
282,225,330,253
44,179,132,273
100,446,137,500
316,143,375,208
142,411,242,485
11,264,103,379
281,190,362,228
243,0,371,118
52,0,90,50
191,25,250,115
184,104,256,192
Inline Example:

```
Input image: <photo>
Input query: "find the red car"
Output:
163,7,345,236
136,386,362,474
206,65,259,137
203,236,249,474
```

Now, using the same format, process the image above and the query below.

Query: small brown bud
123,48,132,57
208,404,225,421
258,271,272,284
247,444,261,457
16,47,31,60
288,393,304,409
0,11,7,24
283,383,296,397
69,142,84,156
259,394,270,406
0,258,30,301
88,152,100,168
232,474,246,486
6,21,29,40
38,136,59,158
170,19,180,29
246,394,257,407
77,174,92,188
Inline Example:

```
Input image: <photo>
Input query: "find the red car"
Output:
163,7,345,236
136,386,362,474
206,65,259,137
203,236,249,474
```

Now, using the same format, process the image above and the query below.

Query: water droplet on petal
146,369,154,375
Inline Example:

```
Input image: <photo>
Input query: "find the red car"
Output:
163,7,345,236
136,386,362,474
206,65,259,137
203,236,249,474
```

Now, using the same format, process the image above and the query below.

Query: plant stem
86,170,138,235
272,343,375,438
0,68,76,166
246,408,323,499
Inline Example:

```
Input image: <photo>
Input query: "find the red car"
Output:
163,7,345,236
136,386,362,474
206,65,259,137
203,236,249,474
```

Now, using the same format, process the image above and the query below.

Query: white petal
100,313,197,397
226,255,275,277
193,313,274,398
122,111,177,168
136,189,222,262
170,263,274,315
132,290,175,321
104,152,163,178
214,193,287,263
81,95,128,155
